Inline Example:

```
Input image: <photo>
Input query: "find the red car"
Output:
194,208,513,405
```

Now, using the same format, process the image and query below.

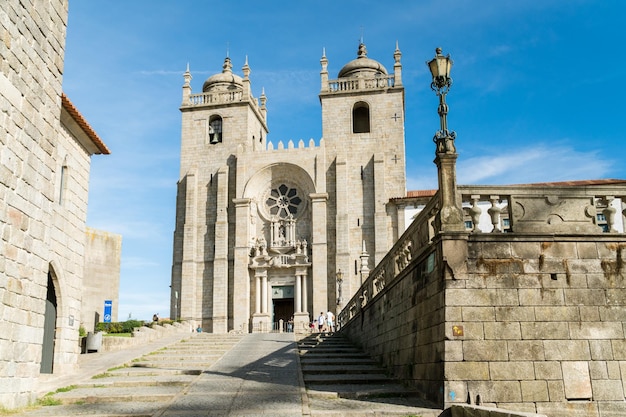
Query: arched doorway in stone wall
40,270,57,374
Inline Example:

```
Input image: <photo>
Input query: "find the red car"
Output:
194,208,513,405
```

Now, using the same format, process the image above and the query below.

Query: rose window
266,184,301,219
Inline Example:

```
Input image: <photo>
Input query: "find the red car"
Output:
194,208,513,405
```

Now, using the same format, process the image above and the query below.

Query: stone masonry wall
445,234,626,417
0,0,70,409
82,228,122,332
341,244,447,406
340,232,626,417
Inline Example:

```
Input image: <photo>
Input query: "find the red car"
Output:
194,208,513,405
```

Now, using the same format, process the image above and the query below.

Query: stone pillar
261,275,268,314
320,49,329,92
212,166,230,332
295,274,302,313
335,157,350,304
310,193,329,317
182,64,192,105
179,172,198,322
396,203,407,237
252,269,270,332
302,273,309,315
374,153,388,264
434,153,465,233
232,198,251,333
255,274,261,314
393,41,402,86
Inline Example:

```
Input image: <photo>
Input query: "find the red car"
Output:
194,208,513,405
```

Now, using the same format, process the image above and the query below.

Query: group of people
314,310,335,333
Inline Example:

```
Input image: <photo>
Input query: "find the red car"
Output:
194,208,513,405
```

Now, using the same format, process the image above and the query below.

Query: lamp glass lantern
428,47,453,91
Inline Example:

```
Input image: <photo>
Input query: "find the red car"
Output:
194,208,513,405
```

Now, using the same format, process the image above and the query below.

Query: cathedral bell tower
172,56,269,332
319,42,406,303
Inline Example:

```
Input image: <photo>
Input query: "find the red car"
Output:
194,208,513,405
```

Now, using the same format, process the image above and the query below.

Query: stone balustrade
186,90,244,106
458,185,626,234
338,190,441,329
326,74,395,93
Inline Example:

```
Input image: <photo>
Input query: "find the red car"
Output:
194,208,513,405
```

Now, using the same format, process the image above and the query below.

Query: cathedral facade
171,43,408,333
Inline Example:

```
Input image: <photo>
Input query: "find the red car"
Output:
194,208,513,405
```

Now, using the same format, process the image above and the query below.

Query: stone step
52,386,181,404
303,373,390,385
74,374,197,388
129,361,216,370
300,351,371,359
306,383,419,399
137,353,225,361
300,364,383,374
299,357,379,366
106,367,201,377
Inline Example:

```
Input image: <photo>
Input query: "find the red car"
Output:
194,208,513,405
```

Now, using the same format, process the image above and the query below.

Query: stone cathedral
171,42,408,333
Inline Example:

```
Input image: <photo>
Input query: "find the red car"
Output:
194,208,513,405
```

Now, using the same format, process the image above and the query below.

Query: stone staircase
22,333,243,416
298,332,440,416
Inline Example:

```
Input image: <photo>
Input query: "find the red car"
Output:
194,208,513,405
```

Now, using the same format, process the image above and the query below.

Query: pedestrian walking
326,310,335,333
317,312,326,333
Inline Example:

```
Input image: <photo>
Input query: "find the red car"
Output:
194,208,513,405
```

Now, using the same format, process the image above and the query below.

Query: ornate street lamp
427,47,456,154
427,47,465,232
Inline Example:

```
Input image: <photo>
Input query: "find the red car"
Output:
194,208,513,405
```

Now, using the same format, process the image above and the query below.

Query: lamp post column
427,47,465,232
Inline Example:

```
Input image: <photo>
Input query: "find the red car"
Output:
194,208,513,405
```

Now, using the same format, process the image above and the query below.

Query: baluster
488,195,502,233
603,196,617,233
469,195,482,233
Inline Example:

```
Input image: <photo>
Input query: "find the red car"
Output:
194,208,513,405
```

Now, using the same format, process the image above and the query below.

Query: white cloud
407,143,615,191
458,144,614,185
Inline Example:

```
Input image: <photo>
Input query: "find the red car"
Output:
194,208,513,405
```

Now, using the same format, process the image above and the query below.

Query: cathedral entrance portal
272,285,294,331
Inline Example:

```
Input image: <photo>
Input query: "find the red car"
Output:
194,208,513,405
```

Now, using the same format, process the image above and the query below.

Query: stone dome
338,43,388,78
202,56,243,92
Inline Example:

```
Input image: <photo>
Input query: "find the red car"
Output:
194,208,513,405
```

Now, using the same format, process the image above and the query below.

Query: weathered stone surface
521,380,549,402
591,379,624,401
445,362,490,380
569,322,624,340
534,361,562,380
536,401,599,417
464,341,509,361
545,341,591,361
520,322,569,340
508,341,545,361
490,362,535,381
562,361,592,399
483,321,521,340
466,380,522,403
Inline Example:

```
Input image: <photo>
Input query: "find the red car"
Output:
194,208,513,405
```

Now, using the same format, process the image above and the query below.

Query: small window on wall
58,159,68,206
208,116,222,144
352,102,370,133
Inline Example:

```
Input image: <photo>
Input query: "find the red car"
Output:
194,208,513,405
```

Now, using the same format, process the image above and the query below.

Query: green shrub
96,320,144,334
122,320,144,333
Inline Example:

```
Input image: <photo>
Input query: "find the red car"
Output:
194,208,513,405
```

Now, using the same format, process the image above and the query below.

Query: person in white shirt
317,312,326,333
326,310,335,333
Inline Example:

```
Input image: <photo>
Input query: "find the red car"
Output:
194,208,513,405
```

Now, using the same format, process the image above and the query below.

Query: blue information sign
103,300,112,323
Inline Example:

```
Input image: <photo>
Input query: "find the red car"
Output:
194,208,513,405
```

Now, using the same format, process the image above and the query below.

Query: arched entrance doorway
272,285,294,331
40,271,57,373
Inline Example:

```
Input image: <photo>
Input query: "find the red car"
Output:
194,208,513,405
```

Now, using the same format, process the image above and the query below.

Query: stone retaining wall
341,232,626,417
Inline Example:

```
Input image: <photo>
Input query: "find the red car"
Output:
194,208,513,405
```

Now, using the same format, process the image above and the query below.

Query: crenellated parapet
265,137,324,151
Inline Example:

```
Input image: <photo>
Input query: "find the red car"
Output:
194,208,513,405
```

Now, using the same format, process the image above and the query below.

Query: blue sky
62,1,626,322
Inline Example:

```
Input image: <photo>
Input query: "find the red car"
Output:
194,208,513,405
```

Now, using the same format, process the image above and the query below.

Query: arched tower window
208,115,223,144
352,102,370,133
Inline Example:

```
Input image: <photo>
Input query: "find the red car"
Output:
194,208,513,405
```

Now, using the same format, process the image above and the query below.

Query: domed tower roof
202,56,243,92
338,43,388,78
